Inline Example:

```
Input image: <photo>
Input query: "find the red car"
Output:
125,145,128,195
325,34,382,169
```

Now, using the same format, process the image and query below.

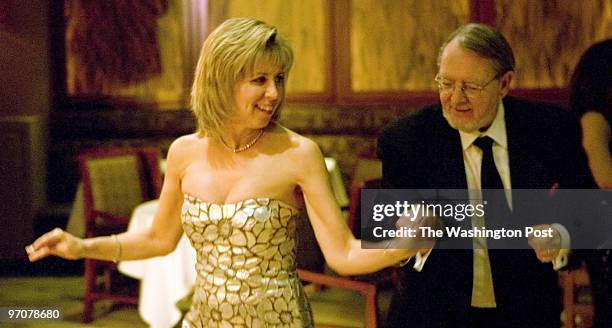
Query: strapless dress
181,194,313,328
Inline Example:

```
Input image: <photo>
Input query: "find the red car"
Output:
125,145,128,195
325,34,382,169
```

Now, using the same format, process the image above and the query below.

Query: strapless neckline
181,191,312,327
183,192,300,212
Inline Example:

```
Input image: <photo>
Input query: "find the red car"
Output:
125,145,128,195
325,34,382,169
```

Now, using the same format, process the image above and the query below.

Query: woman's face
232,62,286,129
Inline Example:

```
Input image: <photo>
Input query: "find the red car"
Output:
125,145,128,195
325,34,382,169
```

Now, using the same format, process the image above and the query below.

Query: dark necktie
473,136,503,190
473,136,511,228
471,136,503,305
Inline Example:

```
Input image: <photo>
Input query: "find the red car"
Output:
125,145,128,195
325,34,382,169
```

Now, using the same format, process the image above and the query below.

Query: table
70,157,348,328
118,200,197,328
324,157,350,210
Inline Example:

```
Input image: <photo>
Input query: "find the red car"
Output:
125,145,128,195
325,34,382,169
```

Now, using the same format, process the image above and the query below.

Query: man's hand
527,224,561,263
386,214,440,251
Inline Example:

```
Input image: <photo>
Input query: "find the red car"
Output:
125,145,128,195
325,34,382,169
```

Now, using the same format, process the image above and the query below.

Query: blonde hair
190,17,293,138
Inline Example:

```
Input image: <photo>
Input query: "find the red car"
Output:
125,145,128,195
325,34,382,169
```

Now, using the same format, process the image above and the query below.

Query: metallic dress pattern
181,194,313,328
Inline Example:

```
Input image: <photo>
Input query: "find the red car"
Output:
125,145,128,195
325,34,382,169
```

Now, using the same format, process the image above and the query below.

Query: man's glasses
434,74,500,99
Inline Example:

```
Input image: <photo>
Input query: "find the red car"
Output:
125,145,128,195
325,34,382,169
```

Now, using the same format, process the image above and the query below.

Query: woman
26,18,420,327
571,39,612,189
570,38,611,328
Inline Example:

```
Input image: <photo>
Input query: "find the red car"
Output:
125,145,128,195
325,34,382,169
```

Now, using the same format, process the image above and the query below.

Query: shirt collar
459,101,507,151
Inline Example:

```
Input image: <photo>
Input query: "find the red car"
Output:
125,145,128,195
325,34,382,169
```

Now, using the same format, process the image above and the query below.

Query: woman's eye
252,76,267,84
275,75,285,85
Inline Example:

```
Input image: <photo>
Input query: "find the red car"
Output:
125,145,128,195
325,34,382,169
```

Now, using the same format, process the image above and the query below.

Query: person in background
569,38,612,328
378,23,596,327
26,17,420,328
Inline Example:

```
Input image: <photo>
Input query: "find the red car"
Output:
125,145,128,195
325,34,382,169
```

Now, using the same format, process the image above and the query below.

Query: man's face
437,39,512,132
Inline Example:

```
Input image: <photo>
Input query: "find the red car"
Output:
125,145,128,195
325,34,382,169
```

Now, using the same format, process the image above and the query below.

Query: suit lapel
429,111,468,189
506,100,527,188
505,99,552,189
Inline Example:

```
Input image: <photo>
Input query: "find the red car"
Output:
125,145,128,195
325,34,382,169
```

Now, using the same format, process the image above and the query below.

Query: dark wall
0,0,51,260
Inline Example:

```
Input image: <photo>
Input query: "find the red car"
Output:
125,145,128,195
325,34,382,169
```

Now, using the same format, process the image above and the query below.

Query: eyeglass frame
434,73,501,99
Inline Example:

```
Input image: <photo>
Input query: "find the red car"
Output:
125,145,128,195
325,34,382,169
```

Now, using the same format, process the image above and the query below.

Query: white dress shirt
410,101,569,308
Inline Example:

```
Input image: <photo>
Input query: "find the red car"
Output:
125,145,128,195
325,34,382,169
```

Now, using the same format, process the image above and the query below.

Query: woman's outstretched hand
26,228,84,262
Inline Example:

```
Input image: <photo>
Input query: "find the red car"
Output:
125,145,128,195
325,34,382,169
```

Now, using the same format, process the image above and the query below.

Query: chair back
296,212,380,327
77,147,161,322
348,154,382,235
288,153,388,326
78,147,161,236
349,153,382,191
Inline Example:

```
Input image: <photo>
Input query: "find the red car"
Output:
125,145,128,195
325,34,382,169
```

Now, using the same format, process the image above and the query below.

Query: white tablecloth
324,157,350,209
118,200,197,328
74,157,348,328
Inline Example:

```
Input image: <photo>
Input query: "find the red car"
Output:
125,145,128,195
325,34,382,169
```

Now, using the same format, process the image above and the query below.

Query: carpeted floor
0,276,147,327
0,275,393,328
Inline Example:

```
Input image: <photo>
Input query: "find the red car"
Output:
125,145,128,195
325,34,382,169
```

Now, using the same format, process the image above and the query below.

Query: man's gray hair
438,23,515,76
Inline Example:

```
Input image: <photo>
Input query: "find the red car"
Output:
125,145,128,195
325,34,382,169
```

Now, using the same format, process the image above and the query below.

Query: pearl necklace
220,129,264,153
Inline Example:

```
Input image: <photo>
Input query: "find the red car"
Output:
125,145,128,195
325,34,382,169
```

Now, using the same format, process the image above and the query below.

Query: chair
345,154,398,291
559,263,594,328
298,269,380,328
296,189,395,328
78,147,162,322
347,154,382,236
296,209,384,328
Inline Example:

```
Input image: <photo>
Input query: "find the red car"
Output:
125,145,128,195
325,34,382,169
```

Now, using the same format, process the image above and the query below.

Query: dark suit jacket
377,97,595,327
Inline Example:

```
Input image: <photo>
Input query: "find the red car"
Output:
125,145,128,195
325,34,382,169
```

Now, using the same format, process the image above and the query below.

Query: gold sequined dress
181,194,313,328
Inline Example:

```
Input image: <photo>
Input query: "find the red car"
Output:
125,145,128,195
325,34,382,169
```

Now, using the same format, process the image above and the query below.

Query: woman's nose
265,82,279,100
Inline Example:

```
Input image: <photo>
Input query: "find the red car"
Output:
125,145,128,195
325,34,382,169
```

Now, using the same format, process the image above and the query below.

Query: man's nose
449,85,468,104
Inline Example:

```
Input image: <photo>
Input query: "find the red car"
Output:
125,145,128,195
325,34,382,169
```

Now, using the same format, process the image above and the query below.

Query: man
378,24,595,327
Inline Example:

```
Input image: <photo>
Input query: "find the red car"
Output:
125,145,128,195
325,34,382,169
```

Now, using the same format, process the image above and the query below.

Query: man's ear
499,71,514,97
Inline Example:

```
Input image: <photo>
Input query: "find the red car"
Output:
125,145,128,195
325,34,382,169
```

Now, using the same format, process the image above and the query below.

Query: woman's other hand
26,228,84,262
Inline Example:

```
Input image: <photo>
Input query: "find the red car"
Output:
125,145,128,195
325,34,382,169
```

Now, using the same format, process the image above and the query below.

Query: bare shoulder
270,125,328,189
166,134,205,174
271,123,323,160
168,134,202,157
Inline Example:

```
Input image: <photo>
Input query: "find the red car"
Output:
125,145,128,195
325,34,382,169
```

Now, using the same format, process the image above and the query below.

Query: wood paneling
208,0,328,94
496,0,612,88
350,0,470,92
47,103,419,202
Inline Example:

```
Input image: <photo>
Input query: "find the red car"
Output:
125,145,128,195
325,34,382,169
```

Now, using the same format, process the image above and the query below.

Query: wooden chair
78,147,162,322
297,188,390,328
298,269,380,328
345,154,398,287
559,263,594,328
347,154,382,236
296,209,383,328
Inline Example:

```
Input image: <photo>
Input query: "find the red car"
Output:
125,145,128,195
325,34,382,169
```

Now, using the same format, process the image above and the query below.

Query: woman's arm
27,139,188,262
294,138,418,276
581,111,612,189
